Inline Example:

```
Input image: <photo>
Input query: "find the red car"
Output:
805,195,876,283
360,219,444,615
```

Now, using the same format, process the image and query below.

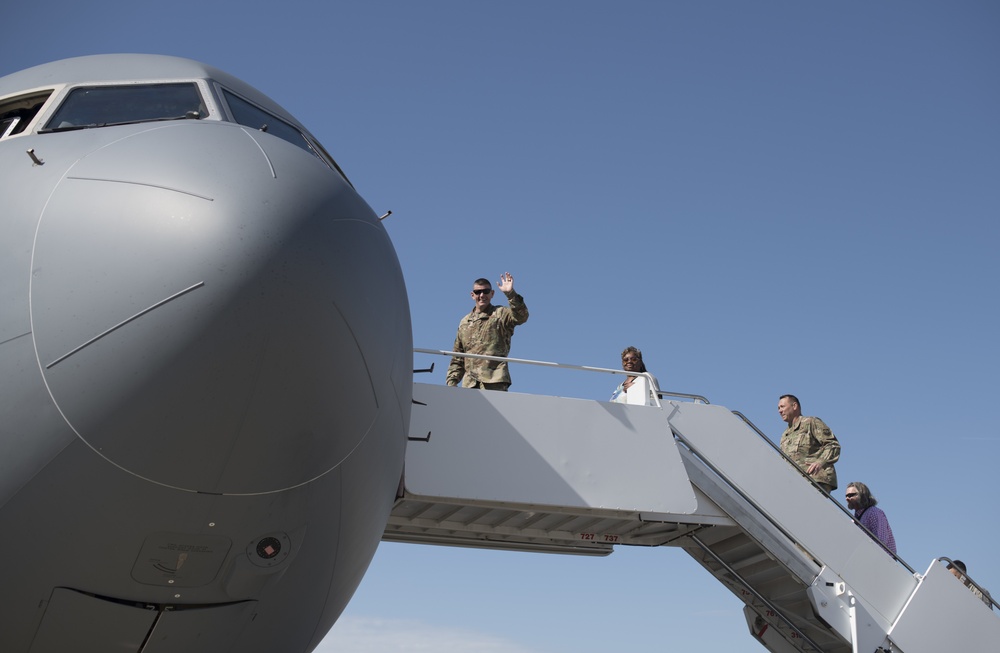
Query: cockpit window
0,90,52,139
41,83,206,132
222,89,325,163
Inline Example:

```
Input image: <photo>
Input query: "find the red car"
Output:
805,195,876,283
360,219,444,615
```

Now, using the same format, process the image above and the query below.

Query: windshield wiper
41,111,202,133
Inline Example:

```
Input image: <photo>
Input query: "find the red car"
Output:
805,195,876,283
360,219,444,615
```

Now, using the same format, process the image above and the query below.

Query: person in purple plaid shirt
845,481,897,555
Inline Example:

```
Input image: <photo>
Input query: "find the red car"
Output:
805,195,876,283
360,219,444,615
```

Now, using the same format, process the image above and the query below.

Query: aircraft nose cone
30,123,406,493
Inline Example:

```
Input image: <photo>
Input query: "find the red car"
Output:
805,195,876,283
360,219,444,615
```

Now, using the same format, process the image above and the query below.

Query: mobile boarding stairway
384,352,999,653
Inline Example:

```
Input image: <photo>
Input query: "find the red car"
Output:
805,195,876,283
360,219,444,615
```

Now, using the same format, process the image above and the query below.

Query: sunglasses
472,289,493,296
845,493,858,498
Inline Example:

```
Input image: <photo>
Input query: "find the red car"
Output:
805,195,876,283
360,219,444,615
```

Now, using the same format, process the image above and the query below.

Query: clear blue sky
4,2,997,651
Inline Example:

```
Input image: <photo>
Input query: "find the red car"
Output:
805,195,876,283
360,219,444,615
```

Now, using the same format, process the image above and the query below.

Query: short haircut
948,560,967,573
846,482,877,509
473,278,492,288
779,394,801,409
621,346,647,373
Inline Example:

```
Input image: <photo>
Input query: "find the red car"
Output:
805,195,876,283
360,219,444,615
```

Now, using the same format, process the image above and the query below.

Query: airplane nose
29,123,405,494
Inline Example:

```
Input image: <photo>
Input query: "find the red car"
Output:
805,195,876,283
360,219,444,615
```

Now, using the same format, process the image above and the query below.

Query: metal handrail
658,390,711,404
731,410,917,575
414,348,709,405
690,533,825,652
414,349,918,575
670,429,823,572
938,557,996,611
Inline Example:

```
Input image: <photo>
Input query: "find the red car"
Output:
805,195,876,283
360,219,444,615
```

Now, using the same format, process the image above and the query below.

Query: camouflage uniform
968,582,993,608
780,415,840,490
446,290,528,390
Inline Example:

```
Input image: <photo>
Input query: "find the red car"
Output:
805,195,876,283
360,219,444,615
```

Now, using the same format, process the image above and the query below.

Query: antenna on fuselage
378,210,392,221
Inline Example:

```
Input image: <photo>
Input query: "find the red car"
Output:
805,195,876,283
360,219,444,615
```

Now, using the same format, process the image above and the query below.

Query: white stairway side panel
407,384,699,515
889,560,1000,651
664,401,918,627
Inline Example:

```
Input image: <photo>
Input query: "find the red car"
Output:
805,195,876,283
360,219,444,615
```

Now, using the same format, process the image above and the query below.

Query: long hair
846,481,878,509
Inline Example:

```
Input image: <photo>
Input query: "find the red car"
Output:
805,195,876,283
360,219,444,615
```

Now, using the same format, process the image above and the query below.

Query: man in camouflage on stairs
777,394,841,492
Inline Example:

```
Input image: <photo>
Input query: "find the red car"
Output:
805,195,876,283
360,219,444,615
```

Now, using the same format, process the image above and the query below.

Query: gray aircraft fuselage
0,54,412,652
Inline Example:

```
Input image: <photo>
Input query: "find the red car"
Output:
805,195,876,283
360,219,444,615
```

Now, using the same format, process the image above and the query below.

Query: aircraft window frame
0,89,54,140
219,86,338,171
39,80,219,133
